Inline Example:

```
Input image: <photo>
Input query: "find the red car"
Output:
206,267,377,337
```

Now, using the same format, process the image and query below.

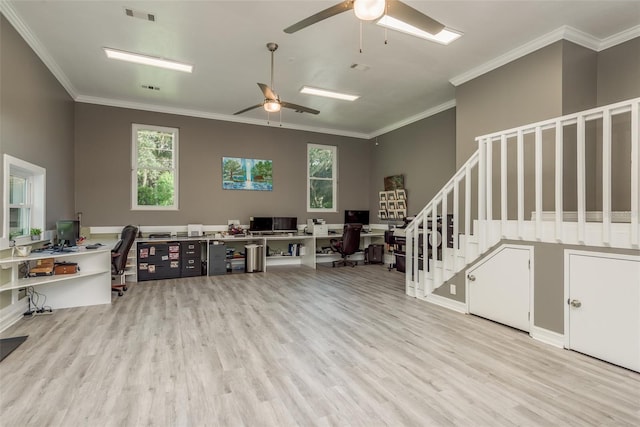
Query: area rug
0,336,28,362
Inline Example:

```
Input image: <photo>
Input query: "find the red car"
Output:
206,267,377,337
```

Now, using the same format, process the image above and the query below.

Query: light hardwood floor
1,264,638,426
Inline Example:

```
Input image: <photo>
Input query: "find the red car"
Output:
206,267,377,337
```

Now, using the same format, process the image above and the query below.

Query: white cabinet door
566,252,640,372
467,246,532,332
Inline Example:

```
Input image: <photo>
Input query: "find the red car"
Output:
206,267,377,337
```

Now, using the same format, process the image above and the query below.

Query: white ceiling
3,1,639,139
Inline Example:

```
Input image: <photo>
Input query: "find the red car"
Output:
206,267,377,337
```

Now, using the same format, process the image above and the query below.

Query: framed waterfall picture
222,157,273,191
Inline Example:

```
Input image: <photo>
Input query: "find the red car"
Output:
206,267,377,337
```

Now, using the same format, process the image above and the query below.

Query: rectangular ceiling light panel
103,48,193,73
300,86,359,101
377,16,462,45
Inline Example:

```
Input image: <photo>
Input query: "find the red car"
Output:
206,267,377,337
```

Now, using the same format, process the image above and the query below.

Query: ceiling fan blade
233,104,263,115
257,83,278,100
284,0,354,34
281,101,320,115
386,0,445,35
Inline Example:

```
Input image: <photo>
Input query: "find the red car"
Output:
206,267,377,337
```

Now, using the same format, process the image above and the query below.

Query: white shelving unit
124,246,137,282
263,234,316,270
0,247,112,309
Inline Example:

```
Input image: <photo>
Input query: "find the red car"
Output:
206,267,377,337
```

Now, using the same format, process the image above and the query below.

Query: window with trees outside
3,155,45,248
132,124,179,210
307,144,337,212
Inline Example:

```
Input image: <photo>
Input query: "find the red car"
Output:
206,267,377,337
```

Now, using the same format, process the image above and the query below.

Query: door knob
467,274,476,281
570,299,582,308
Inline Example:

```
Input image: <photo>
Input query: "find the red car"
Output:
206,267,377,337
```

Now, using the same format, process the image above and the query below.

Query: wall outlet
449,284,457,295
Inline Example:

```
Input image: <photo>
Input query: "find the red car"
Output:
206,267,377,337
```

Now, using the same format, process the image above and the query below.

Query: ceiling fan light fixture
300,86,359,101
376,16,462,45
103,48,193,72
353,0,386,21
263,99,281,113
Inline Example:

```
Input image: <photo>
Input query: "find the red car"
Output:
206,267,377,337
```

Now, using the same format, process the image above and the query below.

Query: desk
132,231,385,278
0,246,112,309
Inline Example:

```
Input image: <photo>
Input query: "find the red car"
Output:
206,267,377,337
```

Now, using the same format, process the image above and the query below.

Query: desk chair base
332,258,357,268
112,274,128,297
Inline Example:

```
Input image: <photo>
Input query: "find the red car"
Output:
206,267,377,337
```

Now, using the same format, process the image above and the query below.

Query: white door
566,251,640,372
467,246,531,332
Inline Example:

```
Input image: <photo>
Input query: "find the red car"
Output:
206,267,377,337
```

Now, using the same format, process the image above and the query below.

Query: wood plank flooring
1,265,638,426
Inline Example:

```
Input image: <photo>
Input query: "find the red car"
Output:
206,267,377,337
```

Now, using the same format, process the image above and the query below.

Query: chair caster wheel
118,291,123,296
123,286,128,291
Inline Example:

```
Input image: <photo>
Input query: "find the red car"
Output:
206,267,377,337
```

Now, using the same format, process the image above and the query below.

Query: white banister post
500,135,508,237
517,129,525,239
535,126,543,240
631,101,639,246
442,190,448,279
478,139,487,252
453,177,460,271
602,109,612,245
555,121,564,242
485,138,493,247
405,221,413,294
413,221,421,295
465,163,472,264
431,203,438,286
577,116,586,244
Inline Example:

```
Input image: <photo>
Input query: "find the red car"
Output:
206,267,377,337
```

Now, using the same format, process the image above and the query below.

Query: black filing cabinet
137,241,182,281
180,241,202,277
208,243,227,276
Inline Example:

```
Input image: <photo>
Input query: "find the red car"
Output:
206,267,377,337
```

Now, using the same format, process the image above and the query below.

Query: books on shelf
287,243,305,256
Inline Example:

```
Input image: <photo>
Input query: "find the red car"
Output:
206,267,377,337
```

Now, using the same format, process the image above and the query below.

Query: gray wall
595,37,640,211
370,108,457,217
74,103,371,227
597,37,640,106
0,15,75,310
455,41,564,168
0,15,76,232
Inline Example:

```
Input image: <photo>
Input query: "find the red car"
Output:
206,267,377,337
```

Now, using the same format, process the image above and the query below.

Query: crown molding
75,95,371,140
0,1,77,99
599,24,640,50
368,99,457,138
450,25,638,87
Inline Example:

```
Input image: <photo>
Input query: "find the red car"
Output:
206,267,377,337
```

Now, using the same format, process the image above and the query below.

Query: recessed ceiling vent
125,7,156,22
141,85,160,91
350,63,370,72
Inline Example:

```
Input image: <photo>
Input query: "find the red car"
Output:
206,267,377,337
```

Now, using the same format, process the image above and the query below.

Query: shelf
0,269,110,292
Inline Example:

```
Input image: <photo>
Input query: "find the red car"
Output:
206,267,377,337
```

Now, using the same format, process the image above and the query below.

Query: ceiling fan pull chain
384,2,388,44
359,21,363,53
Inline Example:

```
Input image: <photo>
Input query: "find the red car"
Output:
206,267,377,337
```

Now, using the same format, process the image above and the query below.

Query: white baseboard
0,298,28,333
530,325,564,348
426,293,468,313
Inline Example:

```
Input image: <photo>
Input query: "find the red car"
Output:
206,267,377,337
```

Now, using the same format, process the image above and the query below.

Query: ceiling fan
283,0,445,36
234,43,320,116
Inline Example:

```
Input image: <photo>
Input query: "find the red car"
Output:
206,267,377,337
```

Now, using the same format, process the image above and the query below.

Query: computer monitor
344,210,370,225
273,217,298,232
249,217,273,233
56,220,80,247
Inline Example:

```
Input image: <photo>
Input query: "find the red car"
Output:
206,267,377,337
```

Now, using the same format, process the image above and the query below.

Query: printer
306,219,328,236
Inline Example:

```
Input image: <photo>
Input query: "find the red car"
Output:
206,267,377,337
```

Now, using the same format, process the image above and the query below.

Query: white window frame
307,143,338,213
131,123,179,210
2,155,46,249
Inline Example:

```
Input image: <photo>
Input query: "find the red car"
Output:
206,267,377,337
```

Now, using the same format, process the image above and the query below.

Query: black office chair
112,225,138,296
331,223,362,267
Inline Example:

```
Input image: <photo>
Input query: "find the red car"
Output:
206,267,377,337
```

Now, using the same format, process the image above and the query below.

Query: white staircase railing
405,97,640,299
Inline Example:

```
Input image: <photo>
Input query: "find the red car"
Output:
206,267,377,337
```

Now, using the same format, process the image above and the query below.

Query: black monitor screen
273,217,297,232
56,220,80,247
344,210,370,225
250,217,273,232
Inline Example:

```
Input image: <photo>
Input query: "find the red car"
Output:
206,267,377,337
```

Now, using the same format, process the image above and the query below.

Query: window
307,144,337,212
132,124,179,210
2,155,45,248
